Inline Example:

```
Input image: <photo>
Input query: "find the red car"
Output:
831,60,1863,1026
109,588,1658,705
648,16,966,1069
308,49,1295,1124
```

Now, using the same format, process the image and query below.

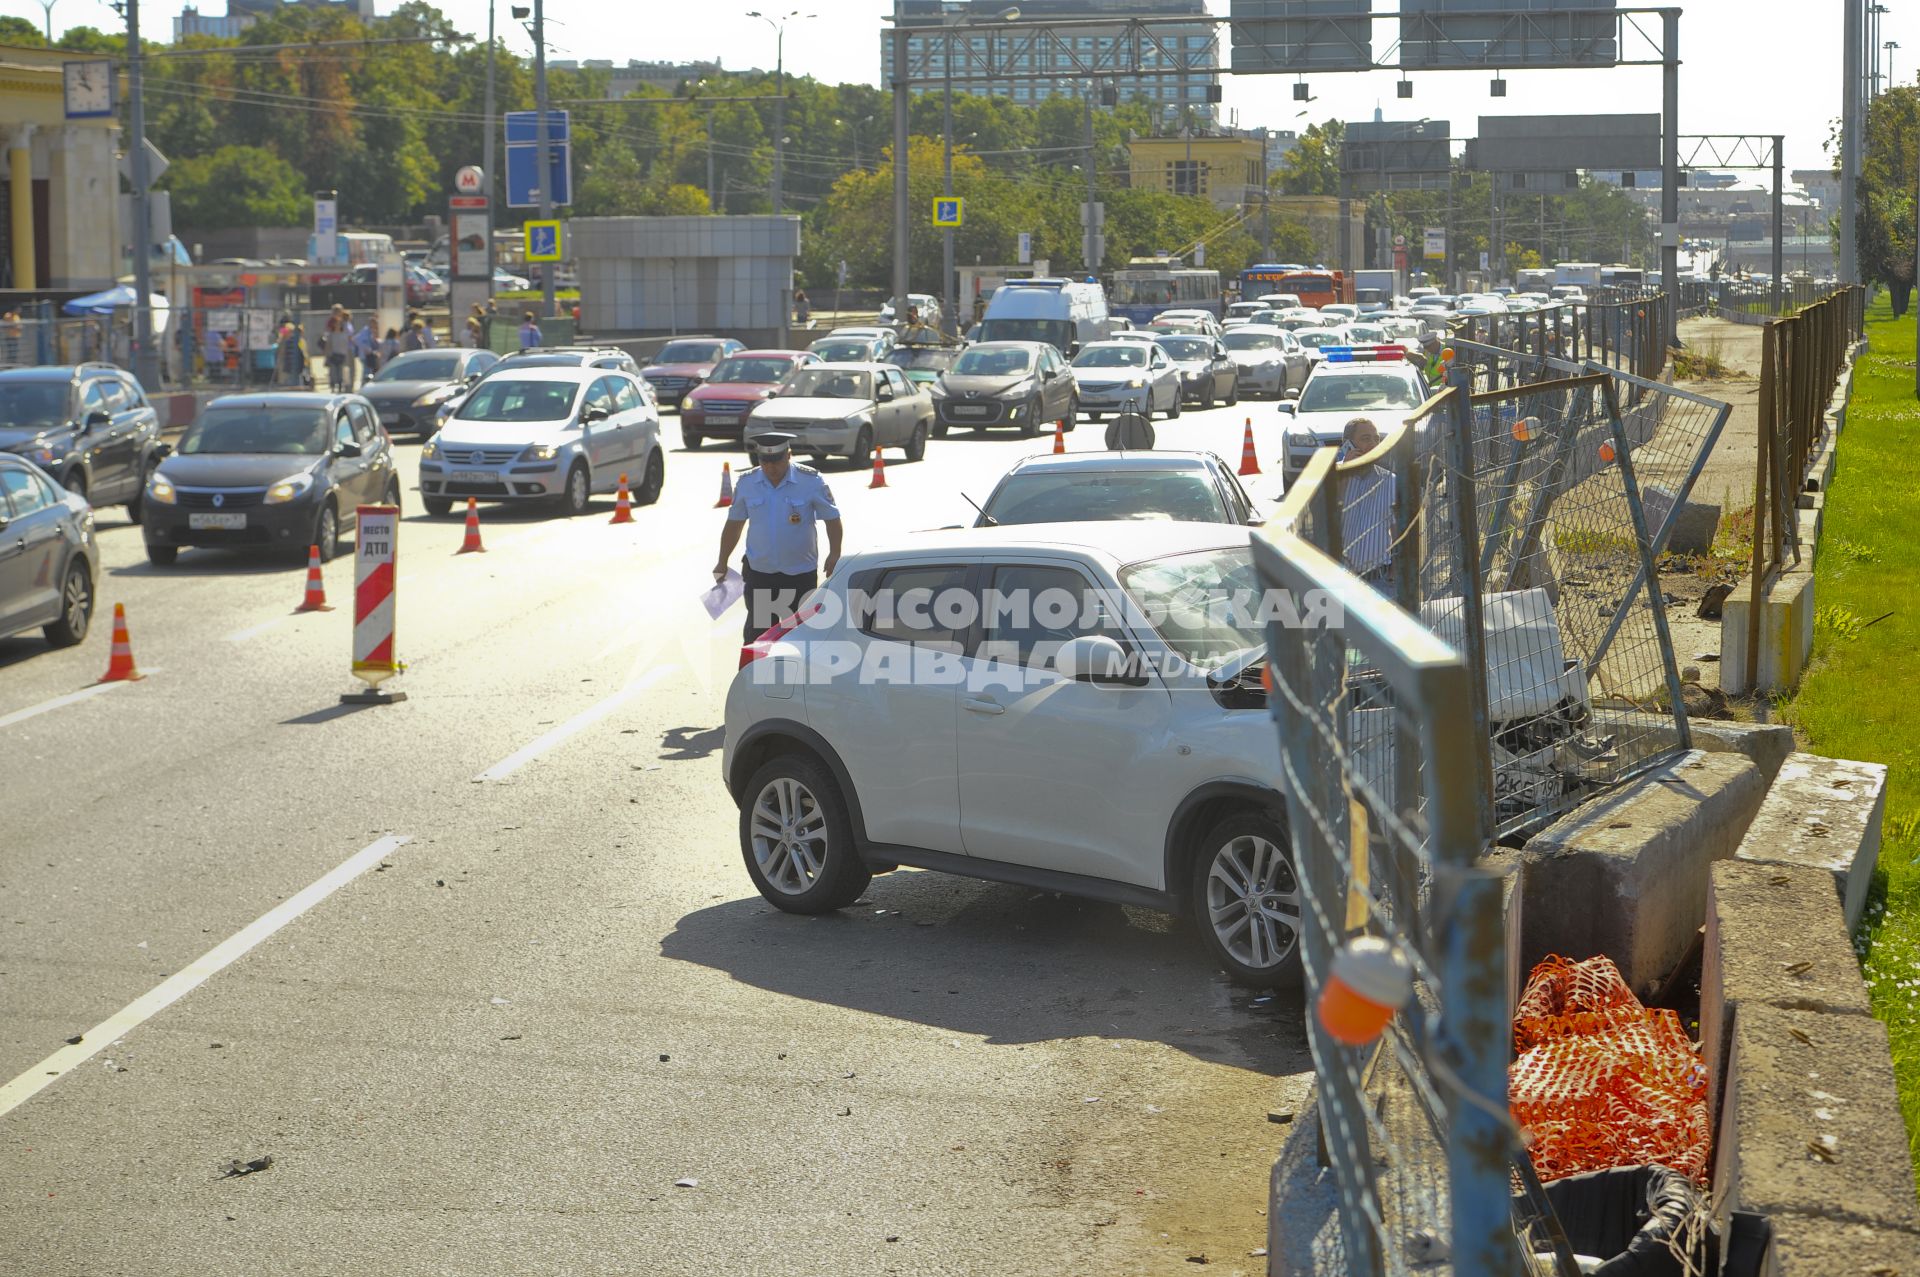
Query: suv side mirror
875,384,894,401
584,406,610,423
334,440,364,459
84,410,110,431
1056,634,1147,687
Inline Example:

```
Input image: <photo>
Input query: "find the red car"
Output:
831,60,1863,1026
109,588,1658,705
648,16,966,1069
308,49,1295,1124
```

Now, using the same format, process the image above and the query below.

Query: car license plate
451,470,493,483
704,414,739,426
188,512,246,530
952,404,990,417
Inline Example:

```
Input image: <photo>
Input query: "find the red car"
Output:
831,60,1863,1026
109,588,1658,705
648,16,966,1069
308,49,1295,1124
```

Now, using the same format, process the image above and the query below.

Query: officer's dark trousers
742,562,819,642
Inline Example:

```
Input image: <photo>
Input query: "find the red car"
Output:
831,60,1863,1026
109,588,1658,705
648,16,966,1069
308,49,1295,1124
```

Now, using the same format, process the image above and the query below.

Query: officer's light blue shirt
727,463,840,575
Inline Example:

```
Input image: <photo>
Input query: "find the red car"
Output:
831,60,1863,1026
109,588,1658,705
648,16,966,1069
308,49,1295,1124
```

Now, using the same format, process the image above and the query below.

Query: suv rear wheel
1189,811,1303,988
739,754,872,914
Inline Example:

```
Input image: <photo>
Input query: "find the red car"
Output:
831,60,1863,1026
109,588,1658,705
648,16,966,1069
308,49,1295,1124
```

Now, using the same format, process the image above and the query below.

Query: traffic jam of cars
1,272,1455,991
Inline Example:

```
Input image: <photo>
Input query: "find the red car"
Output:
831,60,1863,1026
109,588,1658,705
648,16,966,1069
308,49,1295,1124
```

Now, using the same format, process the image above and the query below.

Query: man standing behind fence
1336,417,1396,590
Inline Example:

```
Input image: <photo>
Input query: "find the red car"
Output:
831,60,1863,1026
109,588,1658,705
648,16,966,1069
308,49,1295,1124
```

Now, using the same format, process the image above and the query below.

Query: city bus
1238,262,1308,297
1266,270,1352,311
1108,258,1223,326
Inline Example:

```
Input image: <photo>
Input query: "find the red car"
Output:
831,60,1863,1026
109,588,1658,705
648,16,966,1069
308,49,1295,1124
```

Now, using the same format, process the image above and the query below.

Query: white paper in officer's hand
701,569,745,619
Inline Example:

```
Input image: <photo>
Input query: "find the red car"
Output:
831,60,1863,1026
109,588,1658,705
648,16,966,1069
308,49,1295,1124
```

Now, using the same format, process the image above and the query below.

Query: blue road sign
932,197,964,228
505,110,572,208
525,220,562,262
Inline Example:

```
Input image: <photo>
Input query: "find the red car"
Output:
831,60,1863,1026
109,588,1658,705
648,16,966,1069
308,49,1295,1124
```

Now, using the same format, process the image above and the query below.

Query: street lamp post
533,0,554,319
747,10,814,216
940,8,1017,337
1887,40,1901,89
483,0,496,211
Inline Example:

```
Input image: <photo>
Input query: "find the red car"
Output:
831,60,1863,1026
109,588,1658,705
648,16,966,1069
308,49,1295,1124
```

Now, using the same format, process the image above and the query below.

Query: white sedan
722,521,1304,986
1069,340,1183,420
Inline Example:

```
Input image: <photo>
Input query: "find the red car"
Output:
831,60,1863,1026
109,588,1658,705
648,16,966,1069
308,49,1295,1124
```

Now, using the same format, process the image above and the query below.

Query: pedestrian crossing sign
932,198,964,228
525,219,563,262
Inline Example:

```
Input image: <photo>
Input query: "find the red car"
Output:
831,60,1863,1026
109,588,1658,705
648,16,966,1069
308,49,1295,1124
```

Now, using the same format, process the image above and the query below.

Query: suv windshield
1158,337,1213,360
1295,330,1347,348
708,357,794,385
983,471,1226,525
457,379,581,422
1297,372,1422,414
181,407,330,455
372,353,461,382
1120,546,1262,671
1072,345,1146,369
655,341,724,364
976,318,1071,351
0,382,69,429
889,348,955,371
952,347,1034,377
786,369,873,399
810,340,875,362
1222,331,1278,351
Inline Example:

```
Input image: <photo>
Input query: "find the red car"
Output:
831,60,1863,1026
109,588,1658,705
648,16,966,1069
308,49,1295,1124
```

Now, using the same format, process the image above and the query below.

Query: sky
2,0,1902,179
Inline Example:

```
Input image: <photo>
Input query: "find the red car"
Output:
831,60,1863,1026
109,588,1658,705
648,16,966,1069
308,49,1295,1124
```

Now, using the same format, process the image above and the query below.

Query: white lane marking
0,834,411,1121
473,666,674,782
0,681,130,729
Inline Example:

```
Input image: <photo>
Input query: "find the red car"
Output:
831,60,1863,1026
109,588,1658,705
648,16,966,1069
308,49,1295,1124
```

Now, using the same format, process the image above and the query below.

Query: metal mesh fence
1257,391,1516,1273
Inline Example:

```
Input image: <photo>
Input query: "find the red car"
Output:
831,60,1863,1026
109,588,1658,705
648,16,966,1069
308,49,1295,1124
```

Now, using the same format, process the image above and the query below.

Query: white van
977,278,1112,354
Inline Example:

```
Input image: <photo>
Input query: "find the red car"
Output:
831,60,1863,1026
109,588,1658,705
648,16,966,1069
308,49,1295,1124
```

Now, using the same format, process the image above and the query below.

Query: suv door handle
962,696,1005,715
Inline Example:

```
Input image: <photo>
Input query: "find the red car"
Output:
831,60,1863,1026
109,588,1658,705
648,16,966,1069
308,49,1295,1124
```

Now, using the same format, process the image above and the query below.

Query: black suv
0,364,164,522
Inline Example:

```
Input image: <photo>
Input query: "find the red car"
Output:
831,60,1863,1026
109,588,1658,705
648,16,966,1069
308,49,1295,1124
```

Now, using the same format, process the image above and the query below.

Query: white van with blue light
976,278,1113,355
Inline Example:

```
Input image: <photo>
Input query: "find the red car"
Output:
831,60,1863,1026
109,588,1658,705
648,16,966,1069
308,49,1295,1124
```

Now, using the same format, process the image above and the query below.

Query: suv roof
0,363,125,383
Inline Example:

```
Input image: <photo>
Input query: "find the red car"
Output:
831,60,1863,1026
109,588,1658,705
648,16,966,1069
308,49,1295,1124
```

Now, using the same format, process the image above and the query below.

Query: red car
639,336,746,411
680,349,818,448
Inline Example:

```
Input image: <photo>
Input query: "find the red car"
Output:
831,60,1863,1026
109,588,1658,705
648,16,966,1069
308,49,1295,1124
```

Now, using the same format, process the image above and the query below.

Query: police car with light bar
1274,346,1429,487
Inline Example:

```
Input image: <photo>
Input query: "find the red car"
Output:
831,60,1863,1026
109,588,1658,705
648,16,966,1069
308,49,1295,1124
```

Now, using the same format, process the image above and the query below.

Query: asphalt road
0,394,1313,1276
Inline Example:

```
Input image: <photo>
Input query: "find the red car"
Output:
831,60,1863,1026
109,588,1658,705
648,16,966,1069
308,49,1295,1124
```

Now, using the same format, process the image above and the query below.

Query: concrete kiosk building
571,215,800,344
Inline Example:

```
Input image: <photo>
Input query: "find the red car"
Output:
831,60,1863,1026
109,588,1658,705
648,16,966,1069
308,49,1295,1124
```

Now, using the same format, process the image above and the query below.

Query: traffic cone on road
294,545,333,612
98,604,142,683
715,463,734,508
456,497,486,554
610,473,634,524
869,447,888,489
1052,420,1066,454
1238,417,1262,477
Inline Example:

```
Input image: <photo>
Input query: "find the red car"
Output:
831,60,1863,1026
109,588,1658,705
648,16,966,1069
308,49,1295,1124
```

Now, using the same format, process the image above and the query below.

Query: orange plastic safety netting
1509,954,1711,1183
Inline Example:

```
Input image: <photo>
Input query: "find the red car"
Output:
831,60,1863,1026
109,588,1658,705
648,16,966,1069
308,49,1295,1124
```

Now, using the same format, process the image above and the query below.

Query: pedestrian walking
468,302,488,348
323,307,353,391
403,318,425,352
1335,417,1396,590
793,288,811,326
2,309,23,366
353,317,377,382
381,327,401,367
518,310,543,349
714,431,843,643
221,329,241,383
275,318,308,388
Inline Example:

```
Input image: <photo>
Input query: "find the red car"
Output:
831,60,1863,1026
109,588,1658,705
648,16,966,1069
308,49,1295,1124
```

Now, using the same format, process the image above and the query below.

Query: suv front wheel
1189,811,1303,988
739,754,872,914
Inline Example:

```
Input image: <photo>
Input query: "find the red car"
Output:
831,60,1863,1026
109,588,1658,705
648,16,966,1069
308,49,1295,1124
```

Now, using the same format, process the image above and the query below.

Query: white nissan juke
721,522,1304,987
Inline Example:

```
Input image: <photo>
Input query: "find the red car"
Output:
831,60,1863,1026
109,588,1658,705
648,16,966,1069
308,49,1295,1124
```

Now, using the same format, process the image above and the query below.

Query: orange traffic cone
715,463,734,508
869,446,888,489
294,544,333,612
98,603,142,683
1238,417,1261,477
610,473,634,524
456,497,486,554
1052,419,1066,454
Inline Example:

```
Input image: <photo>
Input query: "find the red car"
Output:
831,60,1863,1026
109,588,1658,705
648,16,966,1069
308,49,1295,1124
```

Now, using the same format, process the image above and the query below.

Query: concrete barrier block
1520,750,1766,997
1656,720,1799,785
1642,483,1722,555
1700,861,1870,1120
1713,1005,1919,1236
1720,569,1817,695
1735,752,1889,929
1761,1213,1920,1274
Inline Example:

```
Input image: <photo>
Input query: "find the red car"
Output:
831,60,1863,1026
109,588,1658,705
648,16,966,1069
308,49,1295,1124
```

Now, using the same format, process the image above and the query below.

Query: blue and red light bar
1320,346,1411,363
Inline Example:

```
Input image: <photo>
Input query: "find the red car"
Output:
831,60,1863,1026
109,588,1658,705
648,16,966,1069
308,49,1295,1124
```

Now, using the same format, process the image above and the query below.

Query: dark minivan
0,364,163,522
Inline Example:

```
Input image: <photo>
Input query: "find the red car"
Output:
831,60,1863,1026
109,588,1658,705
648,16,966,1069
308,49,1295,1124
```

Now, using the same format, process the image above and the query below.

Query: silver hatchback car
0,455,99,649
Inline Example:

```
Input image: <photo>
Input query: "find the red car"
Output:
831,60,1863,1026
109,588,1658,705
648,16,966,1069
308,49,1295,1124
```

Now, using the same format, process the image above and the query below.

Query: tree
165,145,309,228
1274,120,1342,196
1855,85,1920,314
1268,218,1317,262
0,16,47,45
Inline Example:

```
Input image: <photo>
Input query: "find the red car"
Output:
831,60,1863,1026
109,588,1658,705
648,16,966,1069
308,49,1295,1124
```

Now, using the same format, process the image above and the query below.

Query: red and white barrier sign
350,505,400,693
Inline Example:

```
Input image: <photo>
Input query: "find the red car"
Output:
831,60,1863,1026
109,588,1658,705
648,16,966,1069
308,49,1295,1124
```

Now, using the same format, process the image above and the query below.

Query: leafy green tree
1856,86,1919,314
1274,120,1342,196
165,145,309,227
0,16,47,45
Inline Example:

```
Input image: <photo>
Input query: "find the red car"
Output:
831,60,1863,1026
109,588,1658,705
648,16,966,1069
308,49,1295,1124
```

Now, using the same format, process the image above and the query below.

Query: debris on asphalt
673,1177,699,1188
838,1106,853,1117
1185,1254,1209,1264
1267,1109,1294,1125
219,1155,274,1178
1250,1247,1268,1257
500,1034,522,1041
1146,1105,1164,1114
490,996,510,1006
885,1235,900,1243
209,1043,223,1049
659,1054,670,1062
63,1035,81,1045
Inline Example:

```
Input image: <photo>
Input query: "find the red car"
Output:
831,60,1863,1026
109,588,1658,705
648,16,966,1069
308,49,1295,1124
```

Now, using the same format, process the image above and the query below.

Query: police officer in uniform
714,432,843,641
